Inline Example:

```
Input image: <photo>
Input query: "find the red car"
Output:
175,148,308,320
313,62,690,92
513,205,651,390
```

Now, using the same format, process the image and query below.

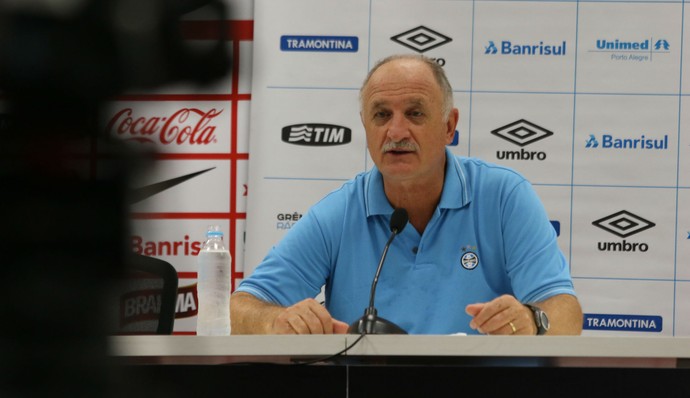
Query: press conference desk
110,335,690,396
110,334,690,367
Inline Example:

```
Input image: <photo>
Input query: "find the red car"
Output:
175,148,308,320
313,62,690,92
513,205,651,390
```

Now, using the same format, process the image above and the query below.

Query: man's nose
386,113,409,141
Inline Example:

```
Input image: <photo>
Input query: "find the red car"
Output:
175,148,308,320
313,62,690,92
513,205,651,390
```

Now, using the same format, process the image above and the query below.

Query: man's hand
230,292,349,334
465,294,536,335
272,298,349,334
465,294,583,335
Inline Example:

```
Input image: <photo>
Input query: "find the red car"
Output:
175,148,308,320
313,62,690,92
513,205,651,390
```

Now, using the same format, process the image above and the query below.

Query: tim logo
491,119,553,161
391,26,452,53
592,210,655,252
281,124,352,146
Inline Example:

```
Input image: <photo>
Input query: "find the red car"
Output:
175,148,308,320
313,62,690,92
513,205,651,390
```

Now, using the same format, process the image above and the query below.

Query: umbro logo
390,26,452,53
592,210,656,238
491,119,553,147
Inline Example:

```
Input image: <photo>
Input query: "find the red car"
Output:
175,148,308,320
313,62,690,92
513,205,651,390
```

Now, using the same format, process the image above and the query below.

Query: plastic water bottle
196,225,231,336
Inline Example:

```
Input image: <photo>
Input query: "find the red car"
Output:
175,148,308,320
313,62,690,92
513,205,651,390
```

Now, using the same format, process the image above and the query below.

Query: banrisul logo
585,133,668,150
491,119,553,161
484,40,566,56
280,35,358,52
281,124,351,146
591,38,670,62
592,210,655,252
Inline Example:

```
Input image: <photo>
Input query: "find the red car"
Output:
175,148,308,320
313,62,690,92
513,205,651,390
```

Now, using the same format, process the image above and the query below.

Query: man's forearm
230,291,284,334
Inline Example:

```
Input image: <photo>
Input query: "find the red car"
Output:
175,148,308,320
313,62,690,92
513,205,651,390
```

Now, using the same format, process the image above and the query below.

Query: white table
109,335,690,367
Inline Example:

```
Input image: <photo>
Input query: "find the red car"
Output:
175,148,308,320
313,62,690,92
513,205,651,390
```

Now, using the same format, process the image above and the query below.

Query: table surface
109,335,690,367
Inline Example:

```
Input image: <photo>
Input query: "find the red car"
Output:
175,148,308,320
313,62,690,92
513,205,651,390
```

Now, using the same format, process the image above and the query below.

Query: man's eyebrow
369,98,426,109
370,100,388,109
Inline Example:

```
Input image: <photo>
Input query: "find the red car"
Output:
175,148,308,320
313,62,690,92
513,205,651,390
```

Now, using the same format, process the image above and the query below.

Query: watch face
539,312,550,330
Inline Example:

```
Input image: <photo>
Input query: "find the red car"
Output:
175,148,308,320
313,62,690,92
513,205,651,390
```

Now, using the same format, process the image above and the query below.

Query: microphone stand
348,209,408,334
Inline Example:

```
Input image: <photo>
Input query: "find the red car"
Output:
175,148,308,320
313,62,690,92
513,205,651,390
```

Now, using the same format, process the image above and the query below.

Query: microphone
348,208,409,334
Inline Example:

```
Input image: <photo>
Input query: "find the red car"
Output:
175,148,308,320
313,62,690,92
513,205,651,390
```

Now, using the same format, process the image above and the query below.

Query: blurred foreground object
0,0,230,395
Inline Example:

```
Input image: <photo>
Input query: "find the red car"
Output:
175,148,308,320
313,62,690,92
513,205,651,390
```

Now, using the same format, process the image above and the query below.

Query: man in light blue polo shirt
231,54,583,335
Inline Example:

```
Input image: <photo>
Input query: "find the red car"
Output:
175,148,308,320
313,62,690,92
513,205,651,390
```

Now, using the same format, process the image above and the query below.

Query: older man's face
360,59,457,184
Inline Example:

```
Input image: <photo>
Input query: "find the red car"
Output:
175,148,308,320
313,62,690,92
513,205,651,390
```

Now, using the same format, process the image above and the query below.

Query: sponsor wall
98,0,689,336
245,0,690,336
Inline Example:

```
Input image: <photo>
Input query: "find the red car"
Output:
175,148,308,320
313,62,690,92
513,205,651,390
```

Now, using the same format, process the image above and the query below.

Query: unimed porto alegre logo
281,123,351,146
491,119,553,161
107,107,223,145
590,37,670,62
592,210,656,252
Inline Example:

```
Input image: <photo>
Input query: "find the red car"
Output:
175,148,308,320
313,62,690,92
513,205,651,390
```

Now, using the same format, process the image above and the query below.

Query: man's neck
384,172,444,235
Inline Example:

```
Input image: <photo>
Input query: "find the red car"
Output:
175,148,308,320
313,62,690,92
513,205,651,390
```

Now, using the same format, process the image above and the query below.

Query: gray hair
359,54,454,121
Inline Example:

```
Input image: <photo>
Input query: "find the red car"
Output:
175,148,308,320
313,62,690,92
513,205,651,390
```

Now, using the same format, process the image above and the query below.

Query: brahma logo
591,38,670,62
592,210,655,252
280,35,358,52
484,40,566,56
491,119,553,161
120,278,199,325
175,284,199,319
120,287,164,327
281,124,351,146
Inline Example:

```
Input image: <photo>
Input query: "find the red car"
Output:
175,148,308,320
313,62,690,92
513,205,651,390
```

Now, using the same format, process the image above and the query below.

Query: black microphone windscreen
390,208,409,234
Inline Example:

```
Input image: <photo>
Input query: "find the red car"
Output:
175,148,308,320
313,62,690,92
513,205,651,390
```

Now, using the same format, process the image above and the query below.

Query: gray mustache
381,141,418,153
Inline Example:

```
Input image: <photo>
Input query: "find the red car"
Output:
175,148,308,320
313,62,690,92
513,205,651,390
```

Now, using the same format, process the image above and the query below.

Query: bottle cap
206,225,223,238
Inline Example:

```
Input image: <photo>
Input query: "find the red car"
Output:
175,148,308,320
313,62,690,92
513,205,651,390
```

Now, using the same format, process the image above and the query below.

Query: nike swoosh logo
129,167,216,204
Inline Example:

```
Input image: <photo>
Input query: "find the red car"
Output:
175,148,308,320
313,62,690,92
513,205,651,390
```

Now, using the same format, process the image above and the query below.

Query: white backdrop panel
245,0,689,336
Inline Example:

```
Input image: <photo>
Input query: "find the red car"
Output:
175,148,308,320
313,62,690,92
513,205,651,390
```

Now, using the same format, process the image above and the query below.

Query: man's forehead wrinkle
364,83,433,108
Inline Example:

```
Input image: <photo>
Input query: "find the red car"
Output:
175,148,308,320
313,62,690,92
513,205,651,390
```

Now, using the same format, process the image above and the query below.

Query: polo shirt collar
365,148,470,217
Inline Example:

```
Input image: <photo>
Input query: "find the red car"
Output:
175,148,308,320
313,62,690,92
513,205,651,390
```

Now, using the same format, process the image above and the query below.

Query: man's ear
445,108,459,144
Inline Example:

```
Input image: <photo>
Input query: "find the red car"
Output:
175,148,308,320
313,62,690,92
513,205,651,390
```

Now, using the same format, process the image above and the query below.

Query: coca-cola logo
107,107,223,145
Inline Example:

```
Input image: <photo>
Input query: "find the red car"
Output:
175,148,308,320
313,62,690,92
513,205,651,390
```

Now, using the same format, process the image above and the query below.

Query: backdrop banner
244,0,689,337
